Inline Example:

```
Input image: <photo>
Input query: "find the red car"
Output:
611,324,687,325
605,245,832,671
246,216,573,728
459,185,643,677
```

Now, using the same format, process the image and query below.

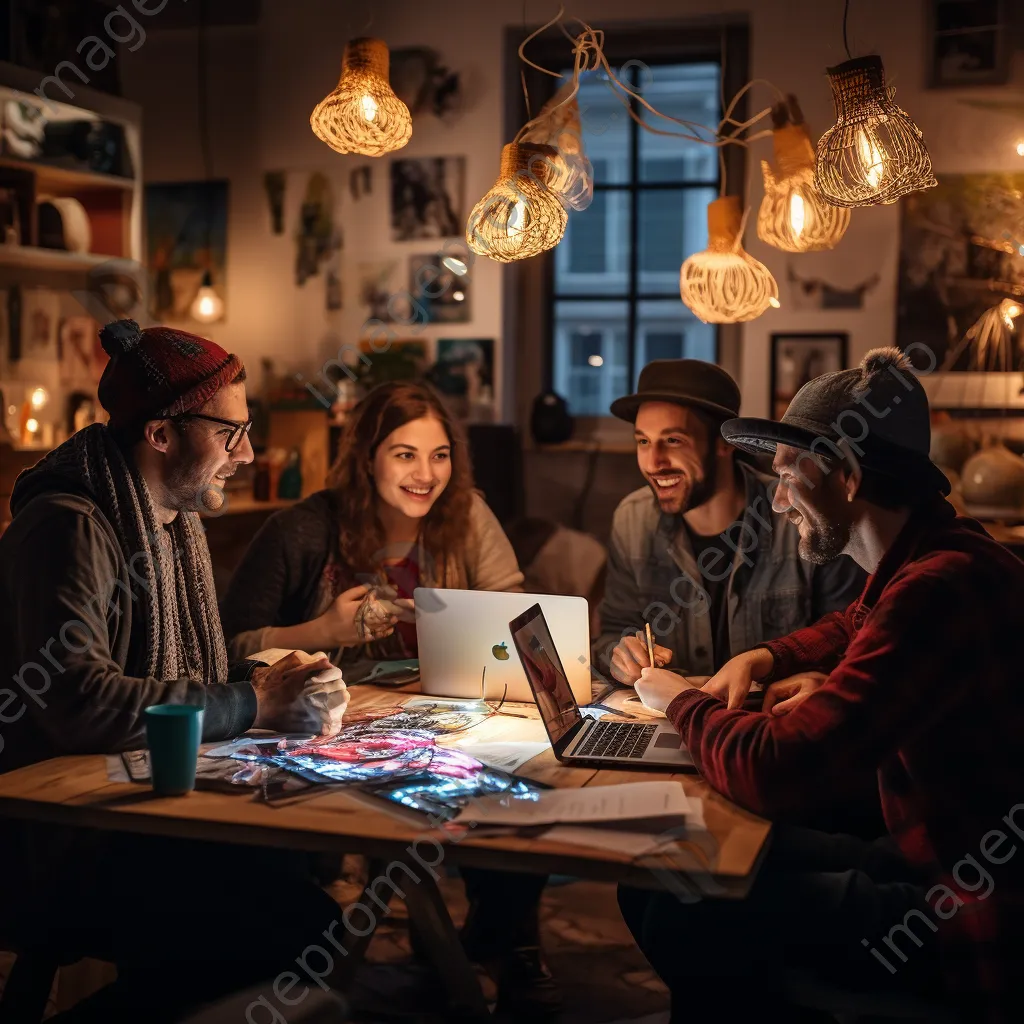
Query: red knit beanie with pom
97,319,244,429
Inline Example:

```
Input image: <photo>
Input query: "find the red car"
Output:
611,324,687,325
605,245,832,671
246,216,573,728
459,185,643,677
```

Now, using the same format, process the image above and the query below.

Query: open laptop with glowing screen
509,603,692,770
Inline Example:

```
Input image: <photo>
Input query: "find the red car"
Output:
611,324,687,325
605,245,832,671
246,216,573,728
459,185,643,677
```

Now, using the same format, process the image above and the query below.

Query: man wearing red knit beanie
0,320,350,1020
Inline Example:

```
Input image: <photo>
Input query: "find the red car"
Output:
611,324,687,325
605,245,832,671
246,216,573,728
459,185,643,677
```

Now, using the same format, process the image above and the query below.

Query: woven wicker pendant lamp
681,196,779,324
310,38,412,157
757,100,850,252
814,56,936,208
466,143,568,263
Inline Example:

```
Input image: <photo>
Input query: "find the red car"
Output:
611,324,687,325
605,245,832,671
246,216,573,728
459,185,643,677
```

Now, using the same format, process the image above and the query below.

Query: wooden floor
0,869,669,1023
335,867,670,1024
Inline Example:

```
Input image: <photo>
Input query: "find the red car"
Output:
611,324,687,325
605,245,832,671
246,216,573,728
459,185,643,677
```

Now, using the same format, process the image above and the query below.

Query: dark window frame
504,19,749,429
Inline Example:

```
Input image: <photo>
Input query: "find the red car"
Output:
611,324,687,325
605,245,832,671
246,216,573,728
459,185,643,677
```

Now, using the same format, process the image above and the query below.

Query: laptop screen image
510,605,583,747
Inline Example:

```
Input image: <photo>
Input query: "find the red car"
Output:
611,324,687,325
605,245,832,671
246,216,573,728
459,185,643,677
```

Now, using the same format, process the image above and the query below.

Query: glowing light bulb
1017,141,1024,157
29,387,48,410
26,418,38,433
588,354,604,367
190,272,224,324
1002,302,1022,328
507,200,527,237
466,143,567,263
857,127,885,190
816,56,935,207
452,290,465,302
310,38,412,157
788,192,806,237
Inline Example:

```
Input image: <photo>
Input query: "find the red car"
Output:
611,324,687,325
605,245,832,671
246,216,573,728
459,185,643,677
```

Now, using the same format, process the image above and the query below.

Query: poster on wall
145,180,229,324
59,315,106,387
409,253,470,323
21,287,60,361
390,157,465,240
897,173,1024,370
770,333,847,422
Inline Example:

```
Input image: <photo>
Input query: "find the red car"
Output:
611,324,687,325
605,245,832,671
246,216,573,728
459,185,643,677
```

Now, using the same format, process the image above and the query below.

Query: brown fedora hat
610,359,741,423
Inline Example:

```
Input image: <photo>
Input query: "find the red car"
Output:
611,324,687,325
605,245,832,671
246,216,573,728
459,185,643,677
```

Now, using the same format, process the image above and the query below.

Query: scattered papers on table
446,739,551,772
443,711,551,771
455,780,693,829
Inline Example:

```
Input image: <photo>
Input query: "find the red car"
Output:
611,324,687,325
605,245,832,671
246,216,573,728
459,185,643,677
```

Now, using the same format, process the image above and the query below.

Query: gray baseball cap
721,347,950,496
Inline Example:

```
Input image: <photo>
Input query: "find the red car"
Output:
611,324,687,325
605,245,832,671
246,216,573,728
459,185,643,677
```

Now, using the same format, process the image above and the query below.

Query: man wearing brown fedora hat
596,358,863,689
626,349,1024,1021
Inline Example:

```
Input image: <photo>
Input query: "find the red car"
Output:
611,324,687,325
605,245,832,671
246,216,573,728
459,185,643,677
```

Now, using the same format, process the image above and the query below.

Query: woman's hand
314,585,395,648
762,672,828,716
700,648,775,709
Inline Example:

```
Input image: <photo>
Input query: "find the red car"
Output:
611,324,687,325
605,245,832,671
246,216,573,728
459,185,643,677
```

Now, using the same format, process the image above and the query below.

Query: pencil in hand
645,622,655,668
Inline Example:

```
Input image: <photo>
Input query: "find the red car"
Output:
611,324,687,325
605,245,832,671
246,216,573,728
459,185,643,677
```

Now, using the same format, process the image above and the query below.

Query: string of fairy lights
308,3,940,327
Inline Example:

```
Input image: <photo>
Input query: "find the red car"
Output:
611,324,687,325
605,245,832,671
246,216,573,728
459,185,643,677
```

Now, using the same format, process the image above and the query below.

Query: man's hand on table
610,633,674,686
700,648,775,709
251,651,349,737
635,667,700,714
762,672,828,716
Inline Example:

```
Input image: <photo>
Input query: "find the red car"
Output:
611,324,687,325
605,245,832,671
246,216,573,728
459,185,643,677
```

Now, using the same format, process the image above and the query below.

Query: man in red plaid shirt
624,347,1024,1023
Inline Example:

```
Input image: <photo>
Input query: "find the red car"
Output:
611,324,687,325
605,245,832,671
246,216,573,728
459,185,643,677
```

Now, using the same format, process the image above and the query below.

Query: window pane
568,190,607,273
637,187,715,293
645,332,686,362
638,63,720,183
554,191,630,296
553,299,629,416
635,299,716,383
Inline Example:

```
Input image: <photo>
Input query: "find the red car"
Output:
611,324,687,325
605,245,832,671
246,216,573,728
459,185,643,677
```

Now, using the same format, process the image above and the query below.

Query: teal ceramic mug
144,704,204,796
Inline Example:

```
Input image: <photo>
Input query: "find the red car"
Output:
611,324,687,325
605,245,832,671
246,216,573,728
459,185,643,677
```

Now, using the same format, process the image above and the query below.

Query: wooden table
0,684,770,1018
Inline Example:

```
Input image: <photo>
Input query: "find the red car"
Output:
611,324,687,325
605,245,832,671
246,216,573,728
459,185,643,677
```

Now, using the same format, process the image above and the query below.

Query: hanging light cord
514,6,783,153
520,0,532,120
843,0,852,59
197,0,212,179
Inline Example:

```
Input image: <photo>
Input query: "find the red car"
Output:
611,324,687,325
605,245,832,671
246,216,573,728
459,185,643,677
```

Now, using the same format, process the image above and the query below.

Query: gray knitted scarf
37,424,228,684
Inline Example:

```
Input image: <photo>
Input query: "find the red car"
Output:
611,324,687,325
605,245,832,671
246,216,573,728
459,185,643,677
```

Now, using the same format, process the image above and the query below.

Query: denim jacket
594,462,865,678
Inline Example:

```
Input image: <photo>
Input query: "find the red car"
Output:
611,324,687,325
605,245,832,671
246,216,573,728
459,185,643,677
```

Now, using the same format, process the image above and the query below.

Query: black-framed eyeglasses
173,413,253,452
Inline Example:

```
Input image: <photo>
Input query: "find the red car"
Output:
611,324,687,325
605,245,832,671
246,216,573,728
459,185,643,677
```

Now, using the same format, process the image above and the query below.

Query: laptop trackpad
654,732,683,749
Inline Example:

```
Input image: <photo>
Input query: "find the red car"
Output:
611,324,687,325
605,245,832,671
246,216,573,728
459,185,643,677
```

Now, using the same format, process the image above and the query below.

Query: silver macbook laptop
509,603,693,770
414,588,592,705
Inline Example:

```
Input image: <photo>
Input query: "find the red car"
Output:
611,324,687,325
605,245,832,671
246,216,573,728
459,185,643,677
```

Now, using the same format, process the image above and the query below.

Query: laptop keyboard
576,721,658,759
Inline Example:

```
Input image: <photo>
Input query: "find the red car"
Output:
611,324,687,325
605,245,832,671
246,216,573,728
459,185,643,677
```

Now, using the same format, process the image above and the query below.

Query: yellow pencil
645,622,655,668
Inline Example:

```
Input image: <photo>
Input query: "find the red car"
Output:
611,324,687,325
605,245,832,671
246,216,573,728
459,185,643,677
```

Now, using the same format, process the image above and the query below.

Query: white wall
120,0,1024,417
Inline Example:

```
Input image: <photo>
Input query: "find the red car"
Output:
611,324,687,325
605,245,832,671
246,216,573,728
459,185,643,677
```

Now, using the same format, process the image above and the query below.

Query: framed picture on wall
770,333,848,421
927,0,1011,87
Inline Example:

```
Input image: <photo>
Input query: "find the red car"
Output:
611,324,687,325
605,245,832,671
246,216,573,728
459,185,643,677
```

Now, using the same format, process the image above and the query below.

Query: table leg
397,856,491,1021
327,858,394,989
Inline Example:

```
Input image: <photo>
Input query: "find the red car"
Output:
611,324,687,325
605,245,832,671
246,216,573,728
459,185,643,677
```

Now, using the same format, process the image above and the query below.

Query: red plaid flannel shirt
667,499,1024,1020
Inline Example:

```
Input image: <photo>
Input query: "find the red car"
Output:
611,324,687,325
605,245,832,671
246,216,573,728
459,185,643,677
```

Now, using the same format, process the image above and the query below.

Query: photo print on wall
390,156,465,240
409,253,471,323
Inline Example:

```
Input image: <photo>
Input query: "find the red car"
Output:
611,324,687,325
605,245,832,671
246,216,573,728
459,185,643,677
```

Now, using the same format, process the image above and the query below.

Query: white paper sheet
450,740,551,772
543,799,706,857
455,780,692,827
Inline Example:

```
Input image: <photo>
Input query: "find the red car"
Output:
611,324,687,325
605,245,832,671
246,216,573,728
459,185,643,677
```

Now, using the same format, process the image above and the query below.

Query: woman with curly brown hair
221,380,522,667
221,381,559,1018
